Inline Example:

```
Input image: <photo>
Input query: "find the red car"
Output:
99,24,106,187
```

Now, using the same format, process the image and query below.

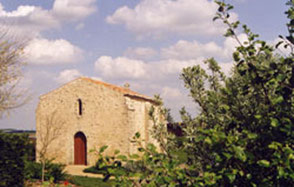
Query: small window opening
78,99,82,116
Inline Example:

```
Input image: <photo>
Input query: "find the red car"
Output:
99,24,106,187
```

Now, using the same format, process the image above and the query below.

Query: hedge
0,131,29,187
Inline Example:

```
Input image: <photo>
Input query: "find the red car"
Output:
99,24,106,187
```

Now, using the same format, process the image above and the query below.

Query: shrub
90,1,294,186
84,149,128,176
84,159,145,175
69,176,114,187
25,139,36,161
0,131,29,187
24,160,66,183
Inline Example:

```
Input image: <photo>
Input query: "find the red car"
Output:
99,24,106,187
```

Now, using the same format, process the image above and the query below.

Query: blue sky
0,0,289,130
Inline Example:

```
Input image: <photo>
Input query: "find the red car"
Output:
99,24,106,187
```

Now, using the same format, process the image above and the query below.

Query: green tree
92,1,294,186
179,0,294,185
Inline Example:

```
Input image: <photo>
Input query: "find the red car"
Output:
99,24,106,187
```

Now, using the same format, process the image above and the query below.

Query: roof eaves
124,94,158,105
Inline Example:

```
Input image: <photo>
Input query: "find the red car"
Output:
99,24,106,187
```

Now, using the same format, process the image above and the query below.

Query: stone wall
36,78,162,166
36,79,130,165
125,97,162,154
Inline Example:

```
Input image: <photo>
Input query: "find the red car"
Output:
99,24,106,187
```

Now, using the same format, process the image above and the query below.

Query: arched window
78,99,82,115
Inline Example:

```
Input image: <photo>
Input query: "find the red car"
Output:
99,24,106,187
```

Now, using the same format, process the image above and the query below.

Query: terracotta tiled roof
80,77,156,103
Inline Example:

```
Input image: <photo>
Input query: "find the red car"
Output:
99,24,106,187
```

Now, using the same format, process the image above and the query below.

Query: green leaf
135,132,141,138
275,41,283,48
254,115,262,119
272,96,284,105
223,152,233,159
270,118,279,127
204,137,212,145
233,52,240,62
99,145,108,153
288,153,294,160
226,173,236,183
257,160,270,167
213,16,219,21
171,150,188,163
218,6,224,12
233,146,247,162
129,154,139,159
247,132,258,139
114,150,120,155
268,142,281,150
117,155,128,161
147,143,156,152
138,147,144,152
246,173,252,179
278,166,285,177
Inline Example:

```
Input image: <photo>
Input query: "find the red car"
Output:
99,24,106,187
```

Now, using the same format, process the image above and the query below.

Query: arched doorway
74,132,87,165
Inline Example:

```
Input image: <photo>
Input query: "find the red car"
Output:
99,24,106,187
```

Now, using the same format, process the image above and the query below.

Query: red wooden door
74,132,87,165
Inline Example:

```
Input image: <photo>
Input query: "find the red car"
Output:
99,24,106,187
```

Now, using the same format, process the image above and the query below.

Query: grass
68,175,114,187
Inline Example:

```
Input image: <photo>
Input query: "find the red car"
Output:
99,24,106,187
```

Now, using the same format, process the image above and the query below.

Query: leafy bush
84,165,110,175
84,146,129,176
90,1,294,186
69,176,114,187
90,136,194,186
0,131,30,187
177,1,294,185
25,139,36,161
84,158,146,175
24,160,66,183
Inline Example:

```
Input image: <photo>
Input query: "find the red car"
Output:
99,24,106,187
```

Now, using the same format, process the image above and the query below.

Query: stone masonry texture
36,77,161,166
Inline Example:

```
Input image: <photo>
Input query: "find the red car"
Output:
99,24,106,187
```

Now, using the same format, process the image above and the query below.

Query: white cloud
52,0,97,21
94,51,233,82
95,56,147,79
0,5,35,17
161,40,227,60
220,62,234,75
269,37,291,57
161,33,249,62
223,33,248,57
75,23,85,30
90,76,103,81
56,69,82,84
24,38,83,65
94,55,203,80
107,0,238,38
0,0,97,38
124,47,157,60
157,58,232,76
18,72,33,90
0,6,58,38
158,58,203,75
161,86,182,99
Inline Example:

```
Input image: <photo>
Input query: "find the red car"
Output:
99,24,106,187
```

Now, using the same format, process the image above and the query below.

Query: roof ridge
39,77,156,104
80,77,155,102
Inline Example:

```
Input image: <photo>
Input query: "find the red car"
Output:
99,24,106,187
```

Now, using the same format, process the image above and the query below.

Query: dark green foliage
84,166,107,175
84,164,118,175
89,140,193,186
177,1,294,185
68,176,114,187
0,131,30,187
25,139,36,161
85,158,146,175
24,160,66,183
89,1,294,186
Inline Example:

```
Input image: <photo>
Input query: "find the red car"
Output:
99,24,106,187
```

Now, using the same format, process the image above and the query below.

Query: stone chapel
36,77,161,165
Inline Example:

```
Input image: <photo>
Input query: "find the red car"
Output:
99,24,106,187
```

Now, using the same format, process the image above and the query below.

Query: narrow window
78,99,82,115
